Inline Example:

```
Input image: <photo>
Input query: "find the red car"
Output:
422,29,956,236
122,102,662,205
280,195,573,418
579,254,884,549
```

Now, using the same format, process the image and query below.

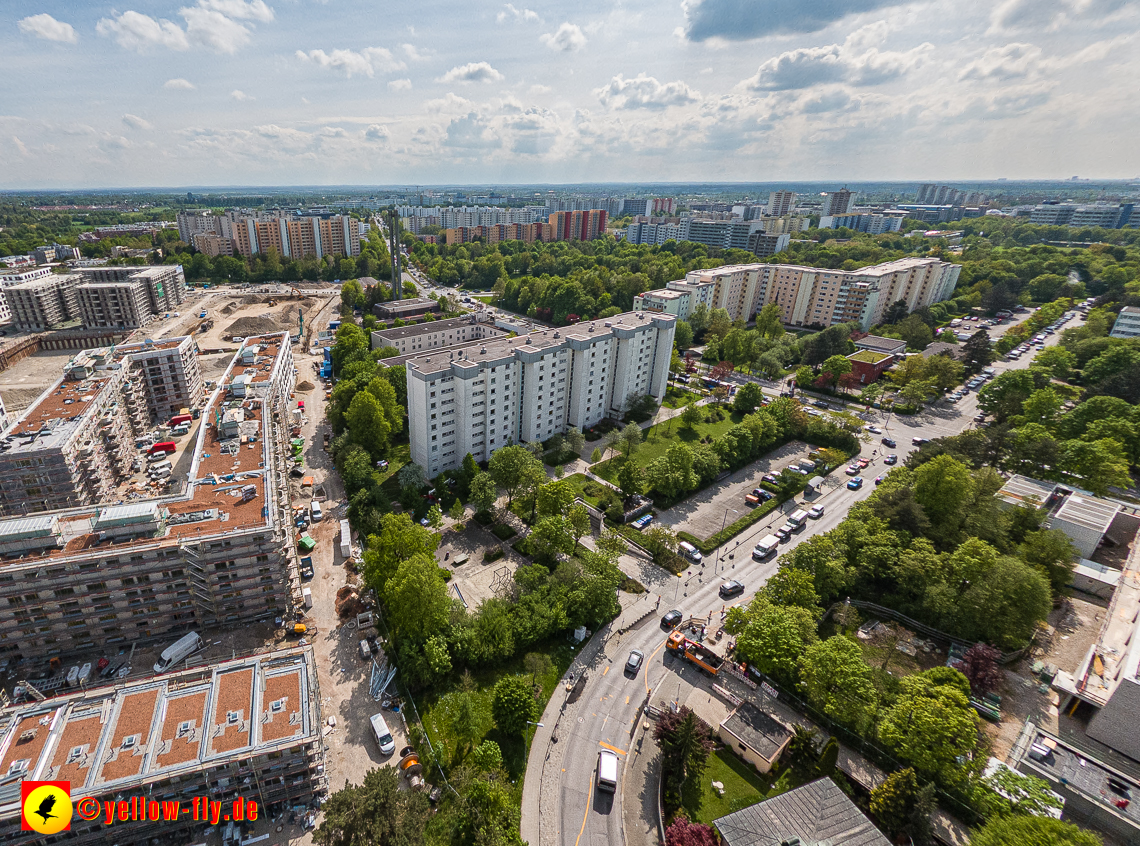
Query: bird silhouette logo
21,781,72,834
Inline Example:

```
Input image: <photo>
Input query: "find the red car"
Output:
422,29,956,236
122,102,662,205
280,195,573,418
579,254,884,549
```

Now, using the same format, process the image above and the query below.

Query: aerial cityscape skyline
5,0,1140,187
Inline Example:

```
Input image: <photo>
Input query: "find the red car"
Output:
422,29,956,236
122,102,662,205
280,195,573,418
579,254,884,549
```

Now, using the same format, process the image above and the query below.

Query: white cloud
13,136,29,157
991,0,1136,31
959,43,1046,81
402,43,429,61
122,114,153,131
595,73,700,110
740,39,930,91
437,62,505,83
96,11,190,52
365,124,389,140
497,4,539,24
96,1,274,55
425,93,474,113
296,47,406,78
388,78,412,90
231,89,253,100
17,14,77,43
529,84,552,94
444,114,502,150
540,22,587,52
164,78,197,90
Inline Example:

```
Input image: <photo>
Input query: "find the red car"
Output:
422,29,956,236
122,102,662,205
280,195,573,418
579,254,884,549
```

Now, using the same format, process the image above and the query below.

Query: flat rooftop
1053,493,1121,535
372,315,502,342
996,474,1059,509
405,311,673,377
0,332,291,569
849,350,891,364
0,647,316,820
720,702,791,760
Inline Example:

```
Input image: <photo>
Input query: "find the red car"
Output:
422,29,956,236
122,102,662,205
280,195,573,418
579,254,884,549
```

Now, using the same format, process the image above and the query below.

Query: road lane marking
574,773,594,846
602,666,609,676
598,740,626,756
645,634,671,695
625,695,630,704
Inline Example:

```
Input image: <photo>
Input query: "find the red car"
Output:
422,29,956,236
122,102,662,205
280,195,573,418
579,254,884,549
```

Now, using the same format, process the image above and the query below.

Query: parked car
775,525,792,541
625,650,644,674
974,413,987,423
912,437,930,446
874,474,886,485
808,505,825,519
847,477,864,490
845,464,860,476
762,473,779,485
856,458,870,469
881,437,896,448
661,610,683,629
884,454,898,465
813,400,828,409
719,580,745,599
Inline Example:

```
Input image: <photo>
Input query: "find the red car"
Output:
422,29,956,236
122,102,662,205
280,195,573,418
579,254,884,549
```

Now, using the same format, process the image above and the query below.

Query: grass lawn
563,473,608,509
662,385,702,409
679,750,805,826
593,407,744,482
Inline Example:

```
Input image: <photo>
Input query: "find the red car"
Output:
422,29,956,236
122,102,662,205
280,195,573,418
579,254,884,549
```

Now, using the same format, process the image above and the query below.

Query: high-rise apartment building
0,333,300,662
633,257,960,331
821,189,858,216
747,232,791,258
766,191,797,216
548,210,608,241
406,312,675,476
177,210,360,259
4,273,84,331
0,647,324,846
819,213,906,234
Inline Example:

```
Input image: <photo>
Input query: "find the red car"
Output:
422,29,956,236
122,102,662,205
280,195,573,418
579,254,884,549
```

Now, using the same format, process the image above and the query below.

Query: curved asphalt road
522,309,1083,846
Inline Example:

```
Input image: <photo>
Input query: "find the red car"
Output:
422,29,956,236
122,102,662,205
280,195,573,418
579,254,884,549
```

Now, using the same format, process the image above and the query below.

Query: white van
150,465,172,480
597,750,619,792
147,451,169,464
752,535,780,560
787,510,809,529
310,500,323,522
153,632,205,674
370,713,396,755
678,541,702,564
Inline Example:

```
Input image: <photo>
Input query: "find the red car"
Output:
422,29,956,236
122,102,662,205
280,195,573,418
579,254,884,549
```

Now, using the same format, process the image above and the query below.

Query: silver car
626,650,644,674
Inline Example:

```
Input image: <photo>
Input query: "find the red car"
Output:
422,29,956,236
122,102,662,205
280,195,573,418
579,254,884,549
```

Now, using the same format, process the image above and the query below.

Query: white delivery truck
678,541,702,564
310,500,323,522
597,750,619,792
752,535,780,560
787,509,809,529
154,632,205,674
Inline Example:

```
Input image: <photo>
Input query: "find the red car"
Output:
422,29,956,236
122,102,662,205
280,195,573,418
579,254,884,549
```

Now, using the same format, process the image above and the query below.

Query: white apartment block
767,191,798,216
407,312,675,476
1110,306,1140,339
633,257,960,331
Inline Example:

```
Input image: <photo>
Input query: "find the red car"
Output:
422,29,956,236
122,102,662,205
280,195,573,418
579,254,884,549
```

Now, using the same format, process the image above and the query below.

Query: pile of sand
220,302,238,315
296,381,315,392
225,315,284,336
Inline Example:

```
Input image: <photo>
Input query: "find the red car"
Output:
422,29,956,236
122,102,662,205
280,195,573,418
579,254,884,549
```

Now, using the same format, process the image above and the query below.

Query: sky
2,0,1139,188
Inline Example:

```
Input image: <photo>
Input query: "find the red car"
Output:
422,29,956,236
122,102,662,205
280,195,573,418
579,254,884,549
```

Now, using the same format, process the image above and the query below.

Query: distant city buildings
1110,306,1140,339
1029,202,1134,228
766,191,798,216
176,210,361,259
633,257,960,331
915,184,987,205
821,189,858,216
818,212,907,234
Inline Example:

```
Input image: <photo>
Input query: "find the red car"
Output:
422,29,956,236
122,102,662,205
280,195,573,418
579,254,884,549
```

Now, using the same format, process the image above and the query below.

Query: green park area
592,406,746,483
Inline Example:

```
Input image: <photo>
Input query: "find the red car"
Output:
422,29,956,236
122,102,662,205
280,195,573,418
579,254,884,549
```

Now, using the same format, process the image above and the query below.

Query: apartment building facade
4,273,84,331
0,334,298,661
177,210,360,259
766,191,798,216
821,189,858,216
0,647,324,846
407,312,675,476
633,257,960,330
371,315,507,356
1110,306,1140,339
548,210,608,241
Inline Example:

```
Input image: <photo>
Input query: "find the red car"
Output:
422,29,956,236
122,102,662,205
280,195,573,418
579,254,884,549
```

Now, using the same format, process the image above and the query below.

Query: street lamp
715,509,737,572
525,720,545,763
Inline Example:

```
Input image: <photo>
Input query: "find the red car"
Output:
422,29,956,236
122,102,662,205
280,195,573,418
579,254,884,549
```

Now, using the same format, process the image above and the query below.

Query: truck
323,346,332,363
169,413,192,428
666,631,724,676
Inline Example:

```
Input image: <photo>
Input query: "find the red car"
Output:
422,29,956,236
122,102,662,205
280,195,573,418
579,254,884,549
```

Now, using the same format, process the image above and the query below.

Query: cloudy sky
3,0,1138,188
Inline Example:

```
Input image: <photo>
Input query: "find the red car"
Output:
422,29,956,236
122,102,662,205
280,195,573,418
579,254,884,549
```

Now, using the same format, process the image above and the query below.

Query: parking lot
655,441,816,540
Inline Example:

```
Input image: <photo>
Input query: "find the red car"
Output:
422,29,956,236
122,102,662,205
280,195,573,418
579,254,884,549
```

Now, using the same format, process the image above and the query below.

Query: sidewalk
622,724,662,846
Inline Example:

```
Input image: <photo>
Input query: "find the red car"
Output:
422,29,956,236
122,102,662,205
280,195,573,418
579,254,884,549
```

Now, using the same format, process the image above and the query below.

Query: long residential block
633,257,961,331
407,311,675,476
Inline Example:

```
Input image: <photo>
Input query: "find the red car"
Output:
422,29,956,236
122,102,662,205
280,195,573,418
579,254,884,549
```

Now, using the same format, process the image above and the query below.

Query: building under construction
0,333,304,662
0,646,324,845
0,335,206,516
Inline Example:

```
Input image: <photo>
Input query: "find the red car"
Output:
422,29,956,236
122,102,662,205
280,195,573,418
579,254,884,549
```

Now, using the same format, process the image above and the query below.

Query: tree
567,503,592,547
961,330,994,374
617,460,644,499
1033,345,1076,381
923,354,964,391
785,726,820,780
673,320,694,351
654,707,715,809
590,447,603,463
564,426,586,456
680,401,703,430
664,817,718,846
914,454,975,535
361,513,439,594
340,278,364,311
870,768,922,840
471,740,504,772
883,299,909,325
755,303,785,340
524,651,553,685
423,635,452,679
491,675,538,736
978,369,1047,422
733,601,818,687
346,391,393,457
877,674,980,783
981,767,1065,818
794,364,815,388
426,504,443,528
960,643,1003,697
970,816,1100,846
314,765,430,846
397,462,427,495
1020,528,1078,594
470,471,499,515
536,479,576,518
448,498,465,522
619,422,643,457
489,444,541,505
384,553,451,640
821,354,853,385
689,302,710,335
443,689,487,756
529,515,575,561
761,567,821,612
798,636,879,732
733,382,765,413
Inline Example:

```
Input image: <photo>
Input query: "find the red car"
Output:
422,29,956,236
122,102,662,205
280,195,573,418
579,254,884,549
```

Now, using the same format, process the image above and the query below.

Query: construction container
302,587,313,609
340,519,352,558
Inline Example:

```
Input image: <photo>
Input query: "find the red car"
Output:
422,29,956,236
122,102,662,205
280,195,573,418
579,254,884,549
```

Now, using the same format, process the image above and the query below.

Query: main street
523,309,1084,846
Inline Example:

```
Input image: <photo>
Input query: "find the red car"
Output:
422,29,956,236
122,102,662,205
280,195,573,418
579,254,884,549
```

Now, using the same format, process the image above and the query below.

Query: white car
866,425,882,434
808,505,825,519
